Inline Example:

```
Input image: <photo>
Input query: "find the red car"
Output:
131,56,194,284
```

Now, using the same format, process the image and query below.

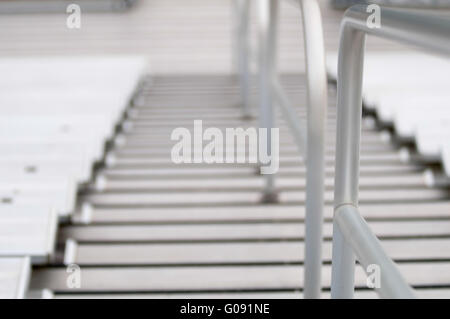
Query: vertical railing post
299,0,328,299
258,0,279,203
232,0,248,73
231,0,239,75
236,0,252,119
268,0,278,76
330,25,366,299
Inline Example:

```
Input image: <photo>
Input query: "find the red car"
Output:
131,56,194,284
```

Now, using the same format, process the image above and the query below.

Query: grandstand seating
0,0,138,13
0,56,146,297
327,52,450,184
0,0,449,299
0,257,30,299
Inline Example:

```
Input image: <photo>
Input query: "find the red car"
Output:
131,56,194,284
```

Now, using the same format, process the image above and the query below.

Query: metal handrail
236,0,328,298
331,5,450,298
258,0,278,203
334,205,415,298
296,0,328,299
272,78,306,156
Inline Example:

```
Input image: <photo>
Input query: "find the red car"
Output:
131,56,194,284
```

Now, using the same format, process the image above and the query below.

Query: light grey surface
0,206,58,264
96,174,427,191
0,1,408,74
72,201,450,223
0,178,76,217
30,262,450,292
81,188,449,206
74,238,450,265
0,257,30,299
52,289,450,299
0,0,134,14
60,219,450,242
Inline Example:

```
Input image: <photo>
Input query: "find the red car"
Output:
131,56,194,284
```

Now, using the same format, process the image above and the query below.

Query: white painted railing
331,5,450,298
233,0,328,298
234,0,252,118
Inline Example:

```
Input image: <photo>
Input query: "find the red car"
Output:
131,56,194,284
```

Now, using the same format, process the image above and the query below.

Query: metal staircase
29,74,450,298
0,0,450,299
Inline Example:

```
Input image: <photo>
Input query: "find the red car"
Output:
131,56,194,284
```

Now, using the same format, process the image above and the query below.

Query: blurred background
0,0,422,73
0,0,450,299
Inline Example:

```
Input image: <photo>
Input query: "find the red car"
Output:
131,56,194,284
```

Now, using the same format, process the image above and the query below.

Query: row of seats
327,52,450,179
0,0,139,14
0,56,146,298
332,0,450,9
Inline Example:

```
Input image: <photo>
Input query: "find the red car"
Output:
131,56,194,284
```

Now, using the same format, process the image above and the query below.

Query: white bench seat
327,52,450,176
0,257,30,299
0,178,77,217
0,56,147,298
394,112,450,138
0,206,58,264
0,137,105,164
416,128,450,158
0,142,96,176
0,116,115,146
0,160,90,185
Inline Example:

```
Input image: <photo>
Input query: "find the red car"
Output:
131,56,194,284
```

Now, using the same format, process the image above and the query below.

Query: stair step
95,174,426,192
72,202,450,224
73,238,450,265
61,219,450,242
30,262,450,292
